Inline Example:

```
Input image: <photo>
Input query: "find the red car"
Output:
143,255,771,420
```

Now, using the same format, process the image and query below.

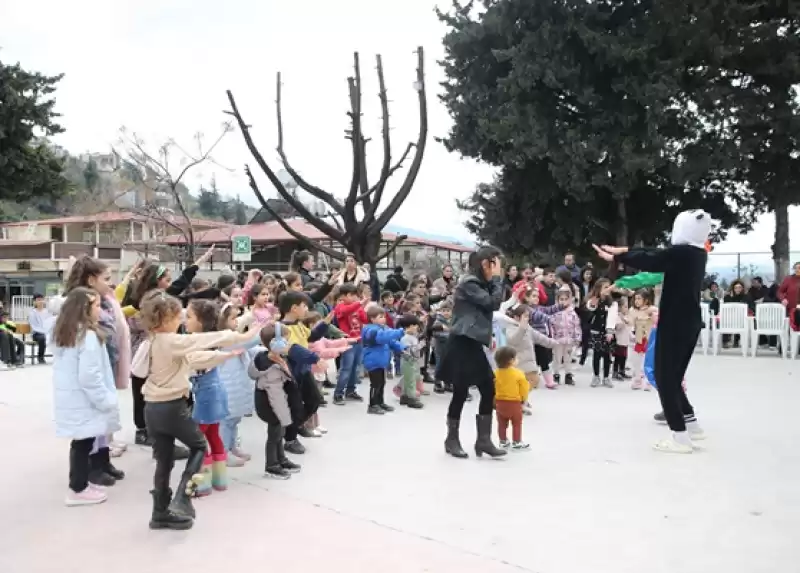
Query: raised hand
592,244,614,262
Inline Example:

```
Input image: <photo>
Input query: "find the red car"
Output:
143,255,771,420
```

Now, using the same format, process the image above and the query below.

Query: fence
10,295,34,323
706,251,800,286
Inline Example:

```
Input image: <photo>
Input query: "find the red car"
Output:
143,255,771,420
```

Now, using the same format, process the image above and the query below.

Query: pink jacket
104,294,131,390
309,338,350,374
549,308,582,345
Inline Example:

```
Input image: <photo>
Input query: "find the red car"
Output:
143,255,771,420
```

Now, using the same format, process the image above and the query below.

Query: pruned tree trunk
616,197,628,246
226,47,428,267
773,202,790,282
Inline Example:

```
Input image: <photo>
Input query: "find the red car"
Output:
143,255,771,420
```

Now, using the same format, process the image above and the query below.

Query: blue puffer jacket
361,324,405,372
218,339,262,419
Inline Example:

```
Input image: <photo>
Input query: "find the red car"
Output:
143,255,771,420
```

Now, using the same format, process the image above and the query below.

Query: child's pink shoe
631,378,643,390
416,379,430,396
65,487,107,507
393,384,402,398
544,372,557,389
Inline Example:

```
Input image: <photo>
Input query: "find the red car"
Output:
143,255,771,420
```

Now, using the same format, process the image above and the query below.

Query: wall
4,224,52,241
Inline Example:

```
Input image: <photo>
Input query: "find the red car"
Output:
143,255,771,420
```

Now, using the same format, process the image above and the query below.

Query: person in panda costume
593,209,710,454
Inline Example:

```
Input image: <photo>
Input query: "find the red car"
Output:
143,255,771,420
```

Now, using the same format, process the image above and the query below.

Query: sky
3,0,799,257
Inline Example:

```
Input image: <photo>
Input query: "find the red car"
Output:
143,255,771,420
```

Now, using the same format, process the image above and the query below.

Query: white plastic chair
713,303,750,357
699,302,712,355
789,328,800,359
751,303,788,358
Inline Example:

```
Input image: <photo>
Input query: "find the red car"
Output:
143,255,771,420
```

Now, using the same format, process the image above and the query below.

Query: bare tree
114,123,233,261
225,47,428,266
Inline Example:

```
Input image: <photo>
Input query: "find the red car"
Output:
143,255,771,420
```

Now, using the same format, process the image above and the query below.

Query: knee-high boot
444,417,468,458
169,449,206,519
211,453,228,491
474,414,507,458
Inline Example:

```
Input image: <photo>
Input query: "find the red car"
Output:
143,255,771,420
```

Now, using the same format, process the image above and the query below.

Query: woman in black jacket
438,246,506,459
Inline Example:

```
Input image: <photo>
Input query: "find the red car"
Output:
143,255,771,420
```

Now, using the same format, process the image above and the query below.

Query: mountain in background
385,224,475,247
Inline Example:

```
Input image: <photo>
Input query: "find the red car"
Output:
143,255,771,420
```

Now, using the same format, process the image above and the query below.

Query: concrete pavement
0,351,798,573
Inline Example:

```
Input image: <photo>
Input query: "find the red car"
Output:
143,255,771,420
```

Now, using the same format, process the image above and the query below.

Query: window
50,226,64,241
403,249,411,264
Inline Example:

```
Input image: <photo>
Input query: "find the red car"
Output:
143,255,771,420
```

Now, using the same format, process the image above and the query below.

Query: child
528,288,563,388
493,346,530,451
52,287,120,506
430,302,452,393
584,279,618,388
396,314,424,408
505,305,564,397
28,293,50,364
279,291,325,454
249,324,305,479
549,287,582,386
361,306,406,414
612,294,632,381
332,284,367,405
217,302,261,466
630,289,658,390
241,283,277,327
136,290,259,530
185,300,247,496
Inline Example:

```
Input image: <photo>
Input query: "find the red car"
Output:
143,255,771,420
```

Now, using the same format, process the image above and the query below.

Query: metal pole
737,253,741,278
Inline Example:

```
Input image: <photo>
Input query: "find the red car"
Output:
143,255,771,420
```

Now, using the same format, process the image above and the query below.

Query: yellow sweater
494,366,529,402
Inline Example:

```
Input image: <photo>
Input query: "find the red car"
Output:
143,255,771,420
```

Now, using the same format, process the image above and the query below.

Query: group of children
50,252,442,531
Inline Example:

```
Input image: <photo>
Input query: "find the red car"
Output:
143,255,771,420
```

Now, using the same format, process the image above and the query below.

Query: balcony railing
0,241,122,261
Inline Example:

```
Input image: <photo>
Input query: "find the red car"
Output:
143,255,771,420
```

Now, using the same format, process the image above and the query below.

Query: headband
156,265,167,279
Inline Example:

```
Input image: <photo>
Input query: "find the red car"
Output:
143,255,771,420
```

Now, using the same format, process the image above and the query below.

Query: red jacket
778,275,800,329
335,301,368,339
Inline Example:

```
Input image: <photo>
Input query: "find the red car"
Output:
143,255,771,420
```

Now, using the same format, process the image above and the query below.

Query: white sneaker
316,426,328,434
226,454,246,467
65,487,107,506
310,429,323,438
498,440,510,449
511,441,530,451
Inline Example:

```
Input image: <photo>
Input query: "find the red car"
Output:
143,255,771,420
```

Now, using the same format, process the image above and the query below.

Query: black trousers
0,331,13,365
534,345,552,372
69,438,95,492
145,399,207,492
32,332,47,361
131,376,147,431
265,423,287,468
593,349,611,378
368,369,387,406
579,322,591,364
655,327,698,432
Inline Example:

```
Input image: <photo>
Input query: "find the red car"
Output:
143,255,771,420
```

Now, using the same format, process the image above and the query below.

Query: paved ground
0,349,798,573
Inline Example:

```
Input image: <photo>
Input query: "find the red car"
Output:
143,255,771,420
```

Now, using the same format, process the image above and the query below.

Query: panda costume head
671,209,712,249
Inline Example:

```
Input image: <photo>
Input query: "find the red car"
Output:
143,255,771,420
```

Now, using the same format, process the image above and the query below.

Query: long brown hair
52,287,104,348
590,278,611,299
131,263,169,309
139,289,182,332
64,256,108,294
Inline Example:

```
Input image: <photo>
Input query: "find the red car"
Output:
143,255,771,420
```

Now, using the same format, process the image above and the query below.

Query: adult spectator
778,262,800,330
335,253,369,286
555,252,582,283
291,250,316,287
746,276,769,313
432,264,458,297
702,281,721,315
0,308,23,367
541,267,559,304
384,266,409,293
28,293,51,364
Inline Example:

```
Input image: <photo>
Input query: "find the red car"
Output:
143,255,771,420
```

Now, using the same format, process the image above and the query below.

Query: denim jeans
334,343,362,398
220,416,241,452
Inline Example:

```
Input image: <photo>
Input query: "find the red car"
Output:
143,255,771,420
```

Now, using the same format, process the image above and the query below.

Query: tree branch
343,52,363,230
355,142,414,202
225,90,347,243
369,47,428,235
243,165,345,261
275,72,346,216
375,233,408,263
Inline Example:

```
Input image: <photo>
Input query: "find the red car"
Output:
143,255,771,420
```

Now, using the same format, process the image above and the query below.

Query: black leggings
68,438,95,493
534,345,552,373
131,376,146,431
579,322,591,364
368,369,387,406
593,349,611,378
145,399,207,493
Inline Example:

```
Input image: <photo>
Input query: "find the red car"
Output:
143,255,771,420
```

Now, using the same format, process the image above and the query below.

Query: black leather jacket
450,274,504,347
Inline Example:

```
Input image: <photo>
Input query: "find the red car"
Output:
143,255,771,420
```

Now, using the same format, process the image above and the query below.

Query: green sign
232,235,252,262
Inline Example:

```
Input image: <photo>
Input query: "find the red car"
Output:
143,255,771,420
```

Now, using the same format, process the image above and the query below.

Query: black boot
654,411,667,424
150,489,193,530
135,428,152,446
421,368,435,384
169,449,204,519
433,381,446,394
444,417,468,458
474,414,507,458
99,447,125,480
400,395,424,409
88,450,116,486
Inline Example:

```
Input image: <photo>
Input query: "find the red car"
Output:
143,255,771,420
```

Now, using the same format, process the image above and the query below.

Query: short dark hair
468,246,502,276
380,290,394,301
543,266,555,275
278,290,308,316
396,314,421,329
556,269,572,284
33,293,44,300
393,266,403,274
494,346,517,369
366,306,385,321
338,283,358,296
